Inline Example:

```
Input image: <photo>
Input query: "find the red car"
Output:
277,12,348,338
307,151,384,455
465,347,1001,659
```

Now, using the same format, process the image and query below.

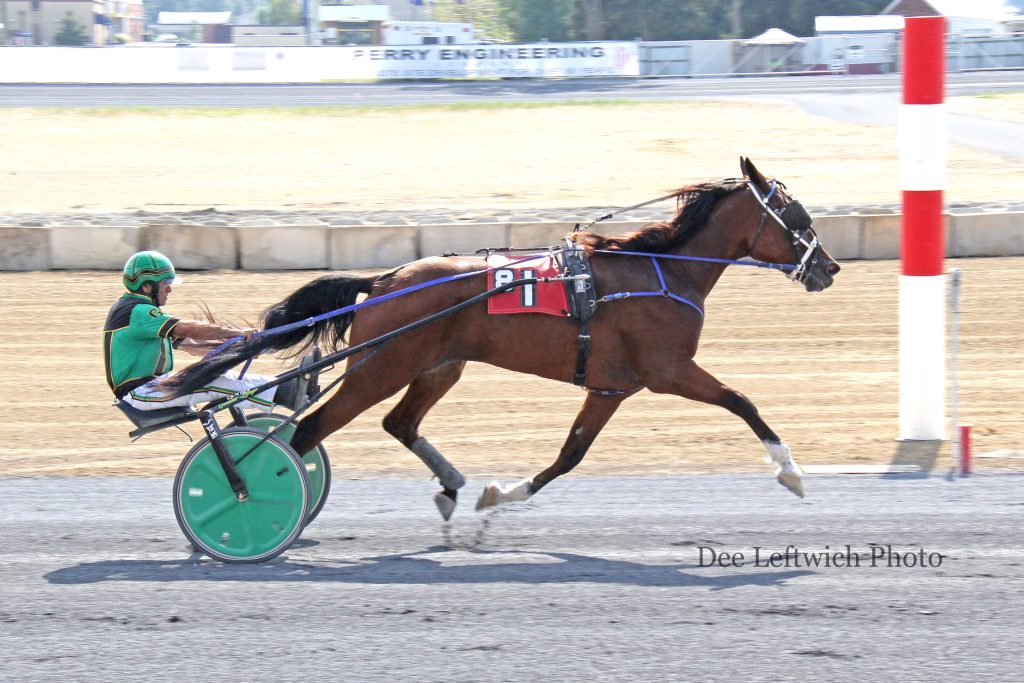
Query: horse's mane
574,178,747,254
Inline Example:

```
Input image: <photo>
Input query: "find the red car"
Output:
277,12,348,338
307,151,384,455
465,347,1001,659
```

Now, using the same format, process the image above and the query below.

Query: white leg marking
475,479,533,511
763,440,805,498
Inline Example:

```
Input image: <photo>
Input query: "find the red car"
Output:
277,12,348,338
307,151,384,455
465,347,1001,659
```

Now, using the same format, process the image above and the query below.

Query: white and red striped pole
899,16,947,440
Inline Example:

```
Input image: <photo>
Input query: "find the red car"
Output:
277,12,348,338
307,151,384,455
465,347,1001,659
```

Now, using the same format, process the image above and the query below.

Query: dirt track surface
1,98,1024,214
2,257,1021,480
1,99,1022,480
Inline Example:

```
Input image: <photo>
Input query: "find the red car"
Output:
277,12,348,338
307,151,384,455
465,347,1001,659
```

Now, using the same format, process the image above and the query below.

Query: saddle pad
486,254,569,317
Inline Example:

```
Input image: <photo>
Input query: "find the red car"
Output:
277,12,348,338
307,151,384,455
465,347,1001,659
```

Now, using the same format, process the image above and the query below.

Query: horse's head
740,157,840,292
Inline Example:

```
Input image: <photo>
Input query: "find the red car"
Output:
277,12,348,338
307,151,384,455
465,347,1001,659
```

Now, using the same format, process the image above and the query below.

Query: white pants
124,371,276,412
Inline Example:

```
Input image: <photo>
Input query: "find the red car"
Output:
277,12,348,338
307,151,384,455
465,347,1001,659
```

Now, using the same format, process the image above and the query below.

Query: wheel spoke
248,490,305,506
190,494,240,526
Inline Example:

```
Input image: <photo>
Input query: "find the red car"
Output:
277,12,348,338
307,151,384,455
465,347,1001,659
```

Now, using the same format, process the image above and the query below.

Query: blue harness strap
210,251,561,357
214,245,794,363
593,248,795,272
596,256,704,318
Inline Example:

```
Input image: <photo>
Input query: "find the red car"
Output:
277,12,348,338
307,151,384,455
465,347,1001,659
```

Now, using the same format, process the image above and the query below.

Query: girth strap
558,239,597,386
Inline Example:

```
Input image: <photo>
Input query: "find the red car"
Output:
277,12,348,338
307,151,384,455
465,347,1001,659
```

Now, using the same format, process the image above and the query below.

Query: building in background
4,0,107,45
883,0,1024,34
233,24,307,47
106,0,143,42
155,11,232,44
317,3,388,45
814,15,904,74
380,20,473,45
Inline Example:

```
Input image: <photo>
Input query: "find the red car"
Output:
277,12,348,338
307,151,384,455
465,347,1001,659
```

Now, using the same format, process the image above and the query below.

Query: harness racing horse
164,157,840,521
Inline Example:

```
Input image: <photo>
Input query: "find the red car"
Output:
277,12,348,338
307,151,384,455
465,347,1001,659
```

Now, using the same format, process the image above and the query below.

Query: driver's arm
172,320,257,344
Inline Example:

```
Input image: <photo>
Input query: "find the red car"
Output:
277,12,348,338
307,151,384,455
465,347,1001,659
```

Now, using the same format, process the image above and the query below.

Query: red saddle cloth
486,254,569,317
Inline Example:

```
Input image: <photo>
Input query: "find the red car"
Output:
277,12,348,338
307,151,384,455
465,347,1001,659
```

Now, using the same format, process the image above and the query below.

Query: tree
144,0,260,28
259,0,301,26
580,0,604,40
498,0,574,42
497,0,893,43
724,0,891,39
431,0,514,43
54,17,89,46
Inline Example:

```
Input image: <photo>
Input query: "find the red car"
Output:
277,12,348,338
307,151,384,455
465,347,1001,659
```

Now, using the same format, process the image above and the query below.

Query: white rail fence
1,34,1022,83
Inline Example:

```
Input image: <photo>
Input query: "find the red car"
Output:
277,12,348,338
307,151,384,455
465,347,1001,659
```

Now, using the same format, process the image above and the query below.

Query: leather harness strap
559,239,597,386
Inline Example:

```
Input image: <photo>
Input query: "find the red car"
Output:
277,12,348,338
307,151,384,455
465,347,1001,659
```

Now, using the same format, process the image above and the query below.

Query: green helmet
123,251,177,292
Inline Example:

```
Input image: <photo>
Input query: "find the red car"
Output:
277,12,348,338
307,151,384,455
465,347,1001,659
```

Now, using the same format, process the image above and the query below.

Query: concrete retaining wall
1,211,1022,271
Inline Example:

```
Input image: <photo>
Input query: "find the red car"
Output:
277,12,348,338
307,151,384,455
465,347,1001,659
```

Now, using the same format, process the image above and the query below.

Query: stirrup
302,346,322,400
274,346,322,412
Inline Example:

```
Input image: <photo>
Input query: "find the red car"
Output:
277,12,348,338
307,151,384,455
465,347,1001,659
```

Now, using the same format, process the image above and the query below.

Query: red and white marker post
899,16,947,441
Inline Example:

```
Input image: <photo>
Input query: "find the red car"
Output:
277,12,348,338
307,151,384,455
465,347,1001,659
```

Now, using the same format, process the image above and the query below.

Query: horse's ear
742,157,766,187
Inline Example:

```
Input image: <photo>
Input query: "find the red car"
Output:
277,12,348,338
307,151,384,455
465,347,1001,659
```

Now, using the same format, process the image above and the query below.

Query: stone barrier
1,210,1022,271
49,221,140,269
861,214,905,260
237,221,328,270
330,225,418,270
419,223,508,259
145,223,237,270
950,212,1024,257
0,225,50,270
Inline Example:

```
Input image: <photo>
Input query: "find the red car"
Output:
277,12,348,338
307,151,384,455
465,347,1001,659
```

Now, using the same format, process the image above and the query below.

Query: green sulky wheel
173,428,310,564
244,412,331,525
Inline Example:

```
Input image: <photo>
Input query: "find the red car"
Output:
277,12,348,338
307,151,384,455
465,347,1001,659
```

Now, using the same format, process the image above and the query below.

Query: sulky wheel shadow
44,545,814,591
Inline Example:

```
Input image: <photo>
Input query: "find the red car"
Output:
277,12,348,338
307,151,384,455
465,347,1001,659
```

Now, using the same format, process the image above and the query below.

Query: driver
103,251,313,412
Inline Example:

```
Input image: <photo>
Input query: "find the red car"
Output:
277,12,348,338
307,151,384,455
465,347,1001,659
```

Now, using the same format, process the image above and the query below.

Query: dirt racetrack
1,99,1022,481
2,257,1022,481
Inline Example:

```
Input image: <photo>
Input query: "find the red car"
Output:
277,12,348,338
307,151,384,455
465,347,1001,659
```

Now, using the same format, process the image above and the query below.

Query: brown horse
165,157,839,520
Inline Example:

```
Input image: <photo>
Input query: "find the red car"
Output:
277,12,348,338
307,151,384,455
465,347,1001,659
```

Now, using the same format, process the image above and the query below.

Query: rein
210,251,577,358
573,182,804,275
573,191,681,233
216,180,810,361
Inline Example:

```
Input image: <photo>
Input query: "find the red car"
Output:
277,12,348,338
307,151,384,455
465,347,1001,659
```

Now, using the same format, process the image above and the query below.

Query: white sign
0,42,640,84
336,43,641,80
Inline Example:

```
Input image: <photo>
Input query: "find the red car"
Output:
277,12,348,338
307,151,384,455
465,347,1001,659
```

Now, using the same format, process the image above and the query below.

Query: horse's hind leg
289,348,431,458
476,390,627,510
382,361,468,521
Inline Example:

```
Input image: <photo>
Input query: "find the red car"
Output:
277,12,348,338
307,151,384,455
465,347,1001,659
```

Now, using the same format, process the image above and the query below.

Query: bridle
747,178,821,284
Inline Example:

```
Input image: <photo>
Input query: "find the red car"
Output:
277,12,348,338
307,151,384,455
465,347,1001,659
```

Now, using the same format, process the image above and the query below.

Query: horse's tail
161,271,385,399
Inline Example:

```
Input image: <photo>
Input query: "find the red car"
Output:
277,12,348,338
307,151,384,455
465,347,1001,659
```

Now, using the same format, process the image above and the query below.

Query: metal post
0,0,8,46
899,16,947,441
949,267,961,471
306,0,319,46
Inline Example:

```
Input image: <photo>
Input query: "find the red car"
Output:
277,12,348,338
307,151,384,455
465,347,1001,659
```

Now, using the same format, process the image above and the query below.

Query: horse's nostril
828,262,841,275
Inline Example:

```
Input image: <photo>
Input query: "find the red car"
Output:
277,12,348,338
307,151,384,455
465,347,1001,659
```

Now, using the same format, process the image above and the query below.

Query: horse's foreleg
475,390,627,511
650,360,804,497
383,361,467,521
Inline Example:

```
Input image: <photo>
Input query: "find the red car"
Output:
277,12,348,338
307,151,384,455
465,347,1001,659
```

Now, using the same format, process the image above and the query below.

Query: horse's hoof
434,489,457,521
475,481,502,511
776,470,805,498
475,479,533,511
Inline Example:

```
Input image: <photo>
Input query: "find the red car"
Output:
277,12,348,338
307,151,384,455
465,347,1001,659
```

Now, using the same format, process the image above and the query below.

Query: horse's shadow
45,545,813,591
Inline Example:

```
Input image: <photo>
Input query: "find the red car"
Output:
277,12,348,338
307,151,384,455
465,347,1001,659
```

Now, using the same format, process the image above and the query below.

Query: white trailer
381,21,474,46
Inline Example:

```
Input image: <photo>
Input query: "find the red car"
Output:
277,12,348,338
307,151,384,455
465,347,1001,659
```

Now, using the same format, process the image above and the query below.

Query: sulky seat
114,399,196,433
